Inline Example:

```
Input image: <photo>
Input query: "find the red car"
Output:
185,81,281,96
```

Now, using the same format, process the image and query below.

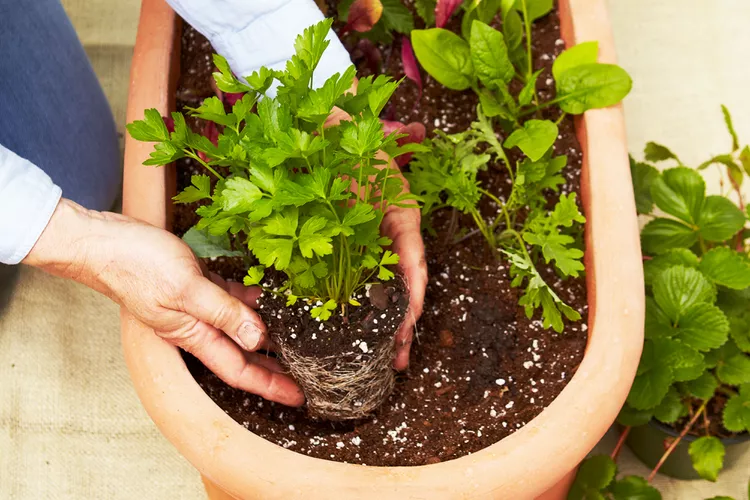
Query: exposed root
277,337,396,421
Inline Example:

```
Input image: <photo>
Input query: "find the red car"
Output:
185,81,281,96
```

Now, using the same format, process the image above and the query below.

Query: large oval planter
626,420,750,481
121,0,644,498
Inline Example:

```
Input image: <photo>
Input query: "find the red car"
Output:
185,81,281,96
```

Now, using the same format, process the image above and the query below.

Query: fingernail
238,322,262,351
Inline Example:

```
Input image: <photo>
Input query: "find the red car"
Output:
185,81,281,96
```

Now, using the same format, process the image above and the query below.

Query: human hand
24,198,304,406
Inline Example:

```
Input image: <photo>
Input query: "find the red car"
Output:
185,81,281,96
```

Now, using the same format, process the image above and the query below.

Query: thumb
182,277,268,352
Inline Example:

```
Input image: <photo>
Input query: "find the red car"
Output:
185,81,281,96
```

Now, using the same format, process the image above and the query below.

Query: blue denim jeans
0,0,120,308
0,0,121,212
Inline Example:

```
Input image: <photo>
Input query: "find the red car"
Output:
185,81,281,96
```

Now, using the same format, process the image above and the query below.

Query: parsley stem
520,0,533,82
186,150,225,180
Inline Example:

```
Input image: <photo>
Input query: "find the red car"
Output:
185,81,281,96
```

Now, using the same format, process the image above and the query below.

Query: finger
208,272,262,308
246,351,286,373
208,273,276,351
178,321,304,406
382,207,428,371
182,277,268,353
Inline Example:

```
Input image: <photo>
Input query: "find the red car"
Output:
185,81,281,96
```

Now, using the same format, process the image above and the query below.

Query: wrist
23,198,97,282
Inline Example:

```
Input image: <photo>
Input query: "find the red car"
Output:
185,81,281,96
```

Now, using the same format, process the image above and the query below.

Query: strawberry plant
613,107,750,484
128,19,419,321
405,8,632,332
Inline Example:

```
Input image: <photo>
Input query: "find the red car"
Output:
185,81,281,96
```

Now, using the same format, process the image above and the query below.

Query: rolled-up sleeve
0,146,62,265
166,0,352,88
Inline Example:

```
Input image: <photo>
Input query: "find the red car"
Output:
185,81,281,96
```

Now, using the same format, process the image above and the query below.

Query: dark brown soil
174,4,590,466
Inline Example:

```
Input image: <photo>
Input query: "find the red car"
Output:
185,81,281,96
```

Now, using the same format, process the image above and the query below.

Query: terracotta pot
121,0,644,498
626,420,750,480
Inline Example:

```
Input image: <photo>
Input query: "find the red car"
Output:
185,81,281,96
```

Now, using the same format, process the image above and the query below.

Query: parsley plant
128,19,419,320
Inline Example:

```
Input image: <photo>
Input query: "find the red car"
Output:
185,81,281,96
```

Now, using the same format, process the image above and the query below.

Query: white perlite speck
495,378,506,386
351,436,362,446
336,442,345,449
359,342,368,353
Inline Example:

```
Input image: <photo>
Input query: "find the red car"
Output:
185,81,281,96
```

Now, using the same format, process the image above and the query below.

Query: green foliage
411,21,631,122
339,0,415,43
406,9,627,333
568,455,662,500
128,19,416,316
689,436,725,482
406,113,583,332
626,107,750,482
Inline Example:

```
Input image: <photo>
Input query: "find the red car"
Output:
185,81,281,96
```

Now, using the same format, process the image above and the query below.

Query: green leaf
676,303,729,352
617,404,653,427
378,250,400,281
716,353,750,385
221,177,263,214
552,41,598,80
243,266,265,286
729,313,750,353
689,436,725,482
643,249,699,286
644,141,682,164
640,218,698,255
518,69,543,107
608,476,662,500
182,227,244,259
414,0,436,25
556,63,632,115
684,372,718,400
568,455,616,500
411,29,474,90
739,146,750,176
343,203,376,227
298,216,333,258
522,0,553,21
469,21,514,89
650,167,705,224
698,196,746,242
126,108,170,142
723,386,750,432
652,386,685,424
380,0,414,34
628,339,675,410
212,54,253,94
173,174,212,204
630,158,660,215
699,247,750,289
189,96,236,127
503,119,558,162
721,104,740,152
651,337,705,382
652,266,715,320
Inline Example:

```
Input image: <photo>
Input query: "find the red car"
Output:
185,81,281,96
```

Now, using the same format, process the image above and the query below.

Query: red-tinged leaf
353,38,383,75
435,0,462,28
163,116,175,134
401,37,422,99
344,0,383,33
382,120,426,166
224,92,245,106
198,121,220,163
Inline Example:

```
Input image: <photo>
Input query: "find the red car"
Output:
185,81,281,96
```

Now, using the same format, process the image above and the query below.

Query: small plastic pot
626,420,750,480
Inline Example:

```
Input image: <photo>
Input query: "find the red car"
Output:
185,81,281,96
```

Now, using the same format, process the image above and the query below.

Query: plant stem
698,235,708,255
519,95,565,117
520,0,533,82
647,399,708,482
186,150,225,180
702,405,710,437
555,112,567,125
611,426,631,461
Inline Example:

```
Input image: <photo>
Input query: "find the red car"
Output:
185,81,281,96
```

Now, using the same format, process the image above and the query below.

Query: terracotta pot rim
121,0,645,497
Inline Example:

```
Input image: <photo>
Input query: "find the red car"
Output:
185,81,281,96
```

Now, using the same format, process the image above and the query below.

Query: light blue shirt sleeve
0,146,62,265
167,0,352,88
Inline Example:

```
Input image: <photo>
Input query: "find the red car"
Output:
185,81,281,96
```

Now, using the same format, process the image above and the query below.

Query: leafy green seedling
128,19,420,319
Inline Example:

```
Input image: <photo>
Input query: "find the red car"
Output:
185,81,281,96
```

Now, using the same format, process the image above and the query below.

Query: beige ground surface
0,1,748,499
